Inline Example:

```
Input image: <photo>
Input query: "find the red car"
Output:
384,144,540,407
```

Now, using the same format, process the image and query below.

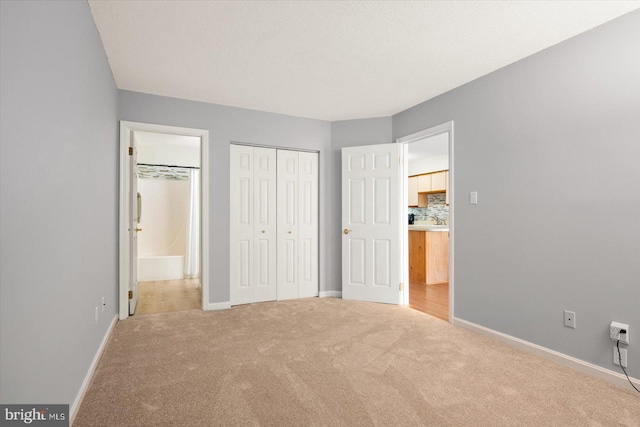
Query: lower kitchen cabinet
409,230,449,285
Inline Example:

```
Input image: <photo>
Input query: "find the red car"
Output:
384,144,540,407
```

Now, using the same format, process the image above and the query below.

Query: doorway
118,122,210,320
398,121,454,322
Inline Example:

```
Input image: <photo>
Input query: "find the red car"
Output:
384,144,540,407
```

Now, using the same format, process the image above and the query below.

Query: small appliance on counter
408,214,415,225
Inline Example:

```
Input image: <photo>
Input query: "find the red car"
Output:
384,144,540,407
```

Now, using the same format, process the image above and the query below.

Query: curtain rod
138,163,200,170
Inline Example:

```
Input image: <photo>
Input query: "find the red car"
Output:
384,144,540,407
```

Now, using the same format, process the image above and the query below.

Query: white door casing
230,145,278,305
277,150,299,300
342,143,402,304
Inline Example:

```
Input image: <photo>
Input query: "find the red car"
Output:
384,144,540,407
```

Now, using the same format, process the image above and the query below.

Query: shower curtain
184,169,200,279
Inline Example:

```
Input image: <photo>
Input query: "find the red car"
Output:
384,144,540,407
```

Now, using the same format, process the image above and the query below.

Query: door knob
343,228,351,234
136,227,142,232
288,231,292,234
261,230,266,233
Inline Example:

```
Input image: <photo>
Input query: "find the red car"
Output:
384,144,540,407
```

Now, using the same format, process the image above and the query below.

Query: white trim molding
119,121,210,320
205,301,231,311
452,317,640,390
70,314,118,424
319,291,342,298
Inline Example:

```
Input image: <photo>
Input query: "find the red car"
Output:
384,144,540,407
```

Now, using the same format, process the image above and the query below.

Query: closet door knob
343,228,351,234
288,230,292,234
136,227,142,232
261,230,266,233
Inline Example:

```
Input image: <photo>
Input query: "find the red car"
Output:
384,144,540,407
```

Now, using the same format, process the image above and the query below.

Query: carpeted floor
74,298,640,426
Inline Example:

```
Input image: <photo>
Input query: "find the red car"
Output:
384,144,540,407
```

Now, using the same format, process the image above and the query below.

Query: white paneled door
129,141,139,315
230,145,277,305
297,152,319,298
342,143,402,304
277,150,319,300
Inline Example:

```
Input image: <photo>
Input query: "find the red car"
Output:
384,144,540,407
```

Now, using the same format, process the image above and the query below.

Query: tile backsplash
409,193,449,223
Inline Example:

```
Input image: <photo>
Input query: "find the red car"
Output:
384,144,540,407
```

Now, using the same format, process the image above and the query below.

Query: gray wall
0,1,119,404
393,11,640,378
330,118,393,291
118,91,332,302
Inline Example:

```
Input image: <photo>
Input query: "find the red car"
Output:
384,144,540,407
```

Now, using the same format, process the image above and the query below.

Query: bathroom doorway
119,121,210,320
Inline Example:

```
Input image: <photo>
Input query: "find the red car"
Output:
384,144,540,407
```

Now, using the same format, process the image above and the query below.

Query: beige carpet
74,298,640,426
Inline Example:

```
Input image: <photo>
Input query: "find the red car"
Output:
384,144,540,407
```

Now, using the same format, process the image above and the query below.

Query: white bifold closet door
277,150,319,300
230,145,277,305
230,145,318,306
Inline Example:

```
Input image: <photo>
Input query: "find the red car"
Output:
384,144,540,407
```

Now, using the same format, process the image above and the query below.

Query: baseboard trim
452,317,639,390
319,291,342,298
70,314,118,425
205,301,231,311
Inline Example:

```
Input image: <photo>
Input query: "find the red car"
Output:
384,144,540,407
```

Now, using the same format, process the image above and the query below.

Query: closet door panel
298,152,319,298
230,145,255,305
277,150,299,300
253,147,277,302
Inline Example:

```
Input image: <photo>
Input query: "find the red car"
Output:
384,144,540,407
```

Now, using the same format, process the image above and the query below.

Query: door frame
396,121,454,322
118,121,210,320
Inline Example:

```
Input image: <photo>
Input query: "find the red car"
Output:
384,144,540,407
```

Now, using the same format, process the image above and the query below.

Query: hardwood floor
135,278,201,315
409,281,449,321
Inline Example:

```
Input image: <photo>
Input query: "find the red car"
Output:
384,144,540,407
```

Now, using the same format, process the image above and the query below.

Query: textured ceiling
89,1,640,121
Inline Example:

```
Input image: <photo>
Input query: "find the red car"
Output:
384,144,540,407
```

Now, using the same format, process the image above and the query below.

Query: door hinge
128,147,133,156
399,282,404,291
128,290,133,299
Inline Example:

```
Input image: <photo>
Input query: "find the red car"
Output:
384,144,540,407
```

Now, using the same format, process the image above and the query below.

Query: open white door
342,143,402,304
128,140,139,315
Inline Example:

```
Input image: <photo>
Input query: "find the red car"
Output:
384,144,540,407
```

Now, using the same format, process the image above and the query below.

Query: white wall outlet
102,297,105,312
469,191,478,205
95,306,99,325
610,322,629,344
564,310,576,328
613,346,628,368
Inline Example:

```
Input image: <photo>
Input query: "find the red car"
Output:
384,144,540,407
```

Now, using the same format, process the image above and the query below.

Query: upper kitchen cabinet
408,176,419,207
430,171,446,192
417,174,431,192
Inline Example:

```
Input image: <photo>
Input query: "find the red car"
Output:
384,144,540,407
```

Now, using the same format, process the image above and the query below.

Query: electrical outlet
564,310,576,328
102,297,105,312
95,307,99,325
610,322,629,344
614,346,628,368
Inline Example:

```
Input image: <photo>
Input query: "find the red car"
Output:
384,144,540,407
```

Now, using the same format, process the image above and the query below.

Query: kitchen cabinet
417,174,431,192
408,176,419,207
409,231,426,283
425,231,449,285
408,230,449,285
431,171,446,192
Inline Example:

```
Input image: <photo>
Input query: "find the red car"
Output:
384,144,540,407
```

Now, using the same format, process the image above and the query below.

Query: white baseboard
70,314,118,425
205,301,231,311
452,317,639,390
319,291,342,298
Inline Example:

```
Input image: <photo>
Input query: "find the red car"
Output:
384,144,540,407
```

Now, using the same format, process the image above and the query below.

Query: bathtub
137,255,185,282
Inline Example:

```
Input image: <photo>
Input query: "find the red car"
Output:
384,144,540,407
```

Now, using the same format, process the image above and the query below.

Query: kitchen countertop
408,225,449,232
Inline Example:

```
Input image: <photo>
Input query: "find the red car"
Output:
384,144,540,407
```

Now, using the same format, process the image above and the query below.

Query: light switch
470,191,478,205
